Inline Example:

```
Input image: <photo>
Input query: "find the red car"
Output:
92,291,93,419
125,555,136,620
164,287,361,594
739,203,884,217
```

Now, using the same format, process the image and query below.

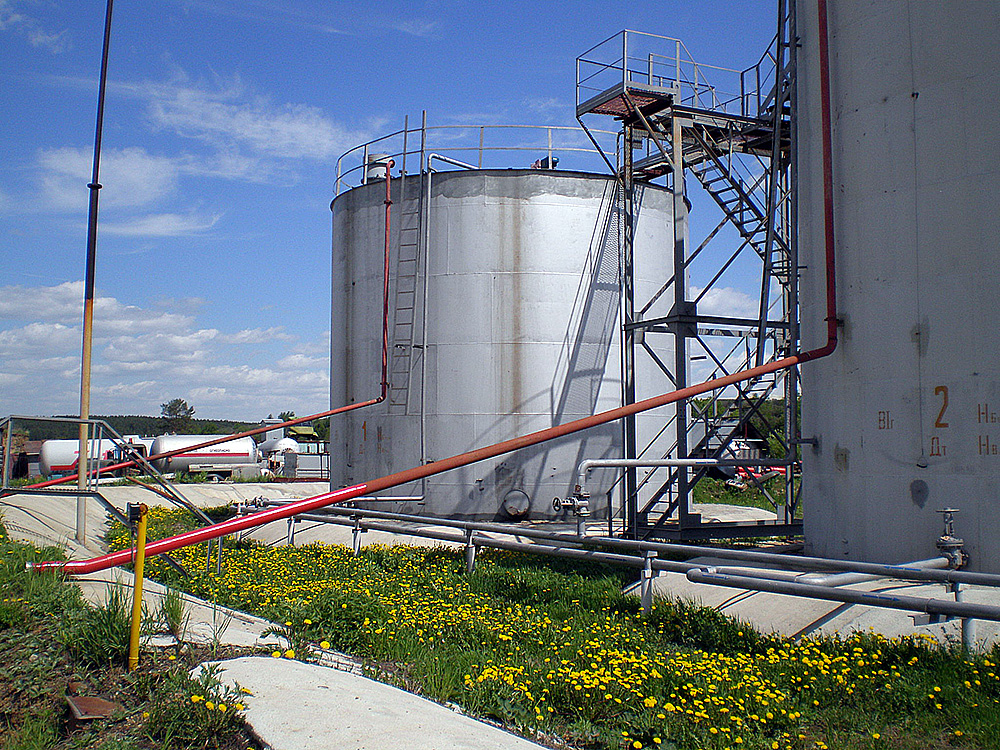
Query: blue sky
0,0,776,421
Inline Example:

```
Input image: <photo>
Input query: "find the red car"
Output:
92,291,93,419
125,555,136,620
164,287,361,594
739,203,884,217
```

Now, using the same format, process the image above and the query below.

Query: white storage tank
797,1,1000,570
330,168,677,519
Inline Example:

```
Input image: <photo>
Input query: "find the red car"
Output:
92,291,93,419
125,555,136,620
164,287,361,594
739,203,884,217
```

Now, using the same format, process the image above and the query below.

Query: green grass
108,507,1000,750
0,526,255,749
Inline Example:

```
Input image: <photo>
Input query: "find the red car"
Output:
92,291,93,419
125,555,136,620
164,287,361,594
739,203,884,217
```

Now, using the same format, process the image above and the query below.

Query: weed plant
143,664,248,748
109,508,1000,750
158,586,190,642
1,529,253,749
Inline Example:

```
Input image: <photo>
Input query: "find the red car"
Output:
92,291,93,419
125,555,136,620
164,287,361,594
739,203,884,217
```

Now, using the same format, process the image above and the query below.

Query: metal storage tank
330,168,677,519
797,1,1000,570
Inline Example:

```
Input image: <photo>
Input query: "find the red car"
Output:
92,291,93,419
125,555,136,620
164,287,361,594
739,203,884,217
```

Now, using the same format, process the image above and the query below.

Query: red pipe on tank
27,160,397,491
30,5,838,575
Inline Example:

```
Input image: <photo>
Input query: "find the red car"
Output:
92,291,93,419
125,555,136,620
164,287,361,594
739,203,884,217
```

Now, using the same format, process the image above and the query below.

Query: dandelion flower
284,649,296,659
272,651,282,658
320,640,330,649
205,701,215,710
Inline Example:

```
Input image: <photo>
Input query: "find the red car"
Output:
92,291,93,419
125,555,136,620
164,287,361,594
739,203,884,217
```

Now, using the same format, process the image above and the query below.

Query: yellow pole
128,503,148,671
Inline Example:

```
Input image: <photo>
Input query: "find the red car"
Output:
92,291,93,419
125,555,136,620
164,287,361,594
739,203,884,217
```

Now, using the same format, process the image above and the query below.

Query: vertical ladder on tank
388,172,422,414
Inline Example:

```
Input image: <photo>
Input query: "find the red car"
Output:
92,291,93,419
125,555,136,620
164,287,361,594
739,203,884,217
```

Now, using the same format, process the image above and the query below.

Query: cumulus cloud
37,146,182,212
0,282,329,419
217,327,294,345
691,285,761,319
0,281,195,332
135,76,370,161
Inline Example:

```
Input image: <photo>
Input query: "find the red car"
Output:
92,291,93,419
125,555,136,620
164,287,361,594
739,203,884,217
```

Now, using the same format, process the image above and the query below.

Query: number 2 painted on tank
933,385,949,428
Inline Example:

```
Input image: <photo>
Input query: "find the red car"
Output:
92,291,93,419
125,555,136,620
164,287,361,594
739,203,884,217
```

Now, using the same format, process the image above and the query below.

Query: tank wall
797,1,1000,569
331,170,674,519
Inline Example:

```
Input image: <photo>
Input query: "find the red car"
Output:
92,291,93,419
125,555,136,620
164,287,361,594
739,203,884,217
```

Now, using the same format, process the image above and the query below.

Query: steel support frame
578,4,799,541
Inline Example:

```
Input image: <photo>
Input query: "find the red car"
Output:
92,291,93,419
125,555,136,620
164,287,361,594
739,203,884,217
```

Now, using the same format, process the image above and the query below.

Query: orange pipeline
31,4,837,575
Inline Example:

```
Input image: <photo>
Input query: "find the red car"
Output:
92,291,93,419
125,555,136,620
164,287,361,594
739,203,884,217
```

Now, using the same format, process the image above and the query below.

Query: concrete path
196,656,546,750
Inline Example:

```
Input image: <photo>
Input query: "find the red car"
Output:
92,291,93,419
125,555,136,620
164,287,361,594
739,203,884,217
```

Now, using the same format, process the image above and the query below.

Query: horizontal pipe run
577,457,795,491
687,569,1000,623
797,557,951,588
281,512,469,546
254,503,990,588
251,509,674,570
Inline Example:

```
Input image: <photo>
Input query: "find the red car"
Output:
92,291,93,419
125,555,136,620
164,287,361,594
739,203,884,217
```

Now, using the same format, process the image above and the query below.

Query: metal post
640,550,657,610
2,419,12,489
464,529,477,574
216,532,223,575
953,583,976,652
671,114,692,530
78,0,115,545
621,125,638,537
286,517,297,547
352,515,362,556
127,502,148,671
401,114,409,177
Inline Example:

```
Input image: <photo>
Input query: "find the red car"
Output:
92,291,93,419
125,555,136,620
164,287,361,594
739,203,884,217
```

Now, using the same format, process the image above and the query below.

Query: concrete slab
197,656,546,750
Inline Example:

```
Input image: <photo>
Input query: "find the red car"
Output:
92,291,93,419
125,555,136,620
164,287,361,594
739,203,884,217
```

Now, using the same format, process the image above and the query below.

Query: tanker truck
148,434,260,480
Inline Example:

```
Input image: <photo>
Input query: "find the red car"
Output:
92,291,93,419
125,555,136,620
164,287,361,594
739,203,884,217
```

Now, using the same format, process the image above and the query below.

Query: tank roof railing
576,29,780,120
334,122,621,195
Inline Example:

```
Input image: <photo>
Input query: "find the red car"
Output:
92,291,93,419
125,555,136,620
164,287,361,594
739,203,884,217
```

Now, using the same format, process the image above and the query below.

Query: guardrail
334,120,621,195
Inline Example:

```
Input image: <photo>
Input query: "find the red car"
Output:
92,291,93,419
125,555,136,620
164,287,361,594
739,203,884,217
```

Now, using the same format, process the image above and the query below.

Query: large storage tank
797,1,1000,570
331,169,676,519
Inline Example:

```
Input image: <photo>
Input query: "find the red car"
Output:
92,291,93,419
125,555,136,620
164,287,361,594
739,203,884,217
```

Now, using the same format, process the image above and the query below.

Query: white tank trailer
331,168,678,520
38,437,153,477
148,435,259,477
797,1,1000,571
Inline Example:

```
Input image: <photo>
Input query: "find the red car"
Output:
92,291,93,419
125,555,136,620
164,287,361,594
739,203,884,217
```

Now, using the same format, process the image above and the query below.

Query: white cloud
0,281,195,332
139,76,369,161
101,211,222,237
0,322,79,355
218,327,294,345
386,18,438,38
0,0,68,53
691,285,760,319
37,146,182,211
0,282,330,419
276,353,327,369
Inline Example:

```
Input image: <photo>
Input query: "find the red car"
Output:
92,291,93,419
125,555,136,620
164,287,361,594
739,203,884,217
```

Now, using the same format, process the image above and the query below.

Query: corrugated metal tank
330,169,676,519
797,1,1000,569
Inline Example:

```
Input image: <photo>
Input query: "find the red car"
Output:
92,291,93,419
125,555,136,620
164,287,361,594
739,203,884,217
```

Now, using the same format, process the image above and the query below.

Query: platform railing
576,29,780,120
334,122,621,195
